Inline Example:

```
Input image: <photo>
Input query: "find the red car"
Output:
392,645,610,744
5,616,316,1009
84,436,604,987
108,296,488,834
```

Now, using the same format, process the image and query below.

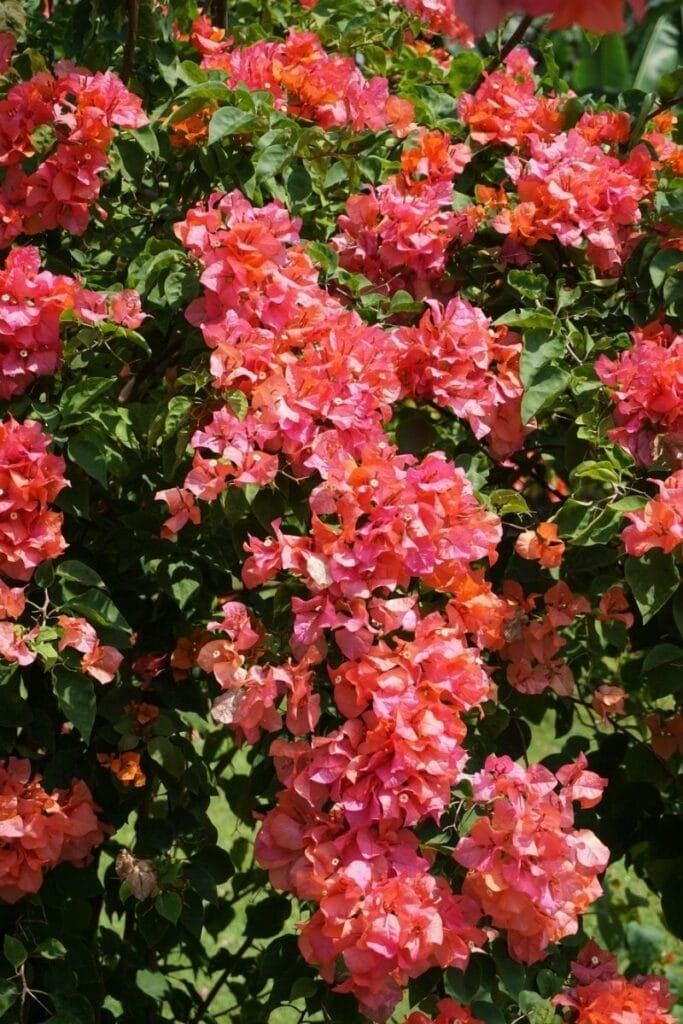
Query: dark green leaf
625,550,680,623
52,667,96,742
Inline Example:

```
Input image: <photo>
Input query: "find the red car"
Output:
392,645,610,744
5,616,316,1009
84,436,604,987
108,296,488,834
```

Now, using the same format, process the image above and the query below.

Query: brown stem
648,92,683,122
189,938,252,1024
470,16,534,93
122,0,140,83
210,0,227,28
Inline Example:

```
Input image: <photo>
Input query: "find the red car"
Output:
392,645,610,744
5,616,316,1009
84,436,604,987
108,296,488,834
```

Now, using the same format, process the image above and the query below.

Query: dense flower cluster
57,614,124,684
392,295,526,457
0,64,147,246
189,21,414,135
492,127,654,275
0,757,106,903
160,182,621,1019
0,245,145,400
334,129,479,298
456,54,655,273
454,755,609,963
494,581,589,697
596,321,683,465
0,416,68,582
554,940,675,1023
515,521,564,567
621,470,683,556
458,49,565,148
454,0,645,35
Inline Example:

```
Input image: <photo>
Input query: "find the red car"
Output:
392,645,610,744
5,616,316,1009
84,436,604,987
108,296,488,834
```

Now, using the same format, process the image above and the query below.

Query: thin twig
647,92,683,122
122,0,140,83
189,937,252,1024
470,16,534,93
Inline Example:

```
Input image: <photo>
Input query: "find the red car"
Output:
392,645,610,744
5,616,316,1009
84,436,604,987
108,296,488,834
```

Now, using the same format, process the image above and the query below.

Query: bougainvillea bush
1,0,683,1020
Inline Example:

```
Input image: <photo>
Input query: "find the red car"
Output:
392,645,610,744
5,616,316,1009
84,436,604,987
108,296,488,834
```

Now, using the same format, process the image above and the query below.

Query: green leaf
520,330,564,387
673,587,683,638
155,891,182,924
254,144,290,179
0,981,18,1015
245,895,290,938
132,124,159,157
488,489,530,516
52,667,96,742
147,737,185,778
492,943,526,998
388,290,423,314
471,1002,505,1024
536,970,563,998
34,939,67,960
66,589,131,645
642,643,683,673
3,935,27,970
448,51,483,95
649,248,682,289
67,434,109,486
521,363,570,424
574,34,630,94
286,162,312,203
59,379,114,426
658,66,683,102
56,560,106,589
518,991,559,1024
634,15,681,93
226,390,249,421
135,969,170,1001
307,241,339,275
208,106,256,145
508,270,549,302
625,550,680,623
323,162,348,189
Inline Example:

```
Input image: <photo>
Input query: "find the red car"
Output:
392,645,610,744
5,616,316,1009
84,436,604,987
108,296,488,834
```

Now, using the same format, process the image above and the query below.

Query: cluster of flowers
553,940,675,1024
189,19,414,136
644,112,683,179
497,581,589,698
0,416,67,584
453,755,610,963
397,0,473,42
457,48,565,148
334,129,480,299
0,757,106,903
57,615,124,684
457,50,655,276
404,1000,483,1024
253,619,494,1018
391,295,526,457
161,188,611,1019
596,321,683,466
492,125,654,276
515,521,564,568
454,0,645,35
0,64,147,246
0,245,145,401
621,470,683,557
